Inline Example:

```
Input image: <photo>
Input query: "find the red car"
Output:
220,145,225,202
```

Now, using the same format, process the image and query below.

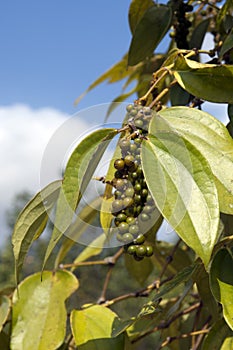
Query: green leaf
124,254,153,285
71,233,106,271
217,0,233,29
11,270,78,350
128,5,172,66
142,116,220,267
43,128,117,271
71,305,124,349
0,331,10,350
173,55,233,103
151,264,197,302
75,55,130,105
128,0,155,34
221,336,233,349
100,197,114,235
220,28,233,58
202,319,233,350
159,106,233,214
170,83,190,106
12,180,61,284
189,19,210,50
54,196,102,267
194,264,218,319
210,248,233,330
0,296,10,332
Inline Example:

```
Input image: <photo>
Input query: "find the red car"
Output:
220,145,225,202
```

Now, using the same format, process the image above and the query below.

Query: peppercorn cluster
171,1,193,49
111,104,156,260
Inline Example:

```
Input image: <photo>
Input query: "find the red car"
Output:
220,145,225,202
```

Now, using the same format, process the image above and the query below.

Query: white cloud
0,104,91,236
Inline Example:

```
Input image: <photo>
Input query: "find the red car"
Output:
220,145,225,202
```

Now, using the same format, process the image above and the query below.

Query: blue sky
0,1,132,114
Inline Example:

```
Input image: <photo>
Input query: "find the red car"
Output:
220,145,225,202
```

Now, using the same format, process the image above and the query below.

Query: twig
160,328,210,348
132,302,201,344
97,248,124,303
155,239,181,289
59,247,124,270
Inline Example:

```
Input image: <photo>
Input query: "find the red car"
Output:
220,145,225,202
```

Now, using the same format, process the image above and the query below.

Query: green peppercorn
119,139,130,151
122,233,134,243
135,119,144,128
134,183,141,193
143,205,154,214
116,213,127,222
123,197,134,208
125,154,135,167
136,245,147,257
126,216,136,225
125,187,135,197
129,224,139,235
115,179,125,190
118,222,129,233
141,188,148,197
126,104,134,113
134,234,145,244
114,158,125,170
146,245,154,257
127,245,136,255
140,213,150,221
112,200,123,213
134,194,141,204
130,143,137,153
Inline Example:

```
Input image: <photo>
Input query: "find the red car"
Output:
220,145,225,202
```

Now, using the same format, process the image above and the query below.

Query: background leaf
128,0,155,34
142,117,219,267
202,319,233,350
71,305,124,349
12,180,61,284
210,248,233,330
128,5,172,66
54,196,101,267
0,296,10,332
189,19,210,50
173,56,233,103
159,106,233,214
11,271,78,350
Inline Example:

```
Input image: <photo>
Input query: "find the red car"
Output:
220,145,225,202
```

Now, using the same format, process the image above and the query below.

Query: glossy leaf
55,196,101,267
124,254,153,285
220,28,233,58
159,106,233,214
173,55,233,103
71,305,124,349
100,197,114,235
128,5,172,66
0,296,10,332
11,271,78,350
128,0,154,34
71,233,106,271
189,19,210,50
202,319,233,350
12,180,61,284
210,249,233,330
142,117,219,267
43,128,117,271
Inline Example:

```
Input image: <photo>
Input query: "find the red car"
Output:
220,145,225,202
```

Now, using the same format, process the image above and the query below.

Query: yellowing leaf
159,107,233,214
11,271,78,350
71,305,124,349
173,55,233,103
12,180,61,284
0,296,10,332
142,116,219,267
